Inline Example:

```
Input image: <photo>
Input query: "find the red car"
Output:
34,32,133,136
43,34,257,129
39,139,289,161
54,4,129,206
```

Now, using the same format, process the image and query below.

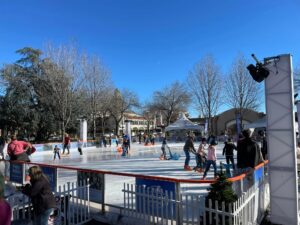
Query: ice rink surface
28,142,232,206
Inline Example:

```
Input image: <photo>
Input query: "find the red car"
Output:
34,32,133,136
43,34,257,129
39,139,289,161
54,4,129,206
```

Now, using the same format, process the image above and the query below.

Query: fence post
175,182,182,225
101,175,105,214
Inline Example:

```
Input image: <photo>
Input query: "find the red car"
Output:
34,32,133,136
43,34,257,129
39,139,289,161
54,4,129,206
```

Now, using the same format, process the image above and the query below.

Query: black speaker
247,64,269,83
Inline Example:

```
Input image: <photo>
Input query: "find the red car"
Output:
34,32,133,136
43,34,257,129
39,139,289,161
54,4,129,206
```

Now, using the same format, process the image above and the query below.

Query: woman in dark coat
22,166,56,225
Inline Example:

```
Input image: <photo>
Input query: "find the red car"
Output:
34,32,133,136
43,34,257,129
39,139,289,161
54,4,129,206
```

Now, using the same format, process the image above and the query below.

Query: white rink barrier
8,181,90,225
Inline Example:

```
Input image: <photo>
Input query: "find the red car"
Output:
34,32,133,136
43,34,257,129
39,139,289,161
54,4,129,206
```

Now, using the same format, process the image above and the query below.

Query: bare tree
43,43,86,139
108,89,139,135
187,54,222,134
151,81,190,126
82,55,114,139
225,54,261,127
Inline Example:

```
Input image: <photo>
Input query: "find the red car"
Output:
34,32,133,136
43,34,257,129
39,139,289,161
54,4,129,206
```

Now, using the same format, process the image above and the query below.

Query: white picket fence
202,180,270,225
8,181,91,225
122,178,270,225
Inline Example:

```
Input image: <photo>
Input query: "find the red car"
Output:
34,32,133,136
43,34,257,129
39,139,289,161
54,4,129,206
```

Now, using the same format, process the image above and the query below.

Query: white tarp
165,113,203,131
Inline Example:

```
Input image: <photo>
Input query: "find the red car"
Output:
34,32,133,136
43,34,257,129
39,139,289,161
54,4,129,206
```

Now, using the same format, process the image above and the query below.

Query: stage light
247,54,270,83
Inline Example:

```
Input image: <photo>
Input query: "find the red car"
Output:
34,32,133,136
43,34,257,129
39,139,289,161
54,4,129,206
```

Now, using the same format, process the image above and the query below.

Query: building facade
190,108,265,136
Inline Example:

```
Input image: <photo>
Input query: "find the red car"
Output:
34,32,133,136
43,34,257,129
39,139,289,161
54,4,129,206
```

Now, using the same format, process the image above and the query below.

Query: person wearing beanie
202,140,218,180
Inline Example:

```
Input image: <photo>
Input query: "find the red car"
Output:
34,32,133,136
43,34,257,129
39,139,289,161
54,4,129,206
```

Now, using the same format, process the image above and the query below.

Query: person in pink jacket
7,135,34,162
202,140,218,180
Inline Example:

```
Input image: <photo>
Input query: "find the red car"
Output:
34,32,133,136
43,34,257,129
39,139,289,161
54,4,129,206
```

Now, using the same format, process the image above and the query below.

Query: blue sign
77,171,104,204
136,178,176,219
254,166,263,184
10,163,24,184
41,166,57,191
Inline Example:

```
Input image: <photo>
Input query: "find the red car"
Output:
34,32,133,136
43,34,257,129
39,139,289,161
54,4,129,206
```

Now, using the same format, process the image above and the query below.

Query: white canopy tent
165,113,203,132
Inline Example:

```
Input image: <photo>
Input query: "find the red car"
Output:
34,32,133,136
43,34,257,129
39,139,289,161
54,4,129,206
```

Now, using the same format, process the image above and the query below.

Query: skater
7,135,34,162
138,132,142,144
122,135,130,156
160,135,167,160
150,134,155,145
108,136,112,147
115,135,119,147
103,136,107,148
183,133,196,171
77,139,83,155
202,140,218,180
62,133,71,154
194,138,207,172
53,145,61,160
222,138,237,169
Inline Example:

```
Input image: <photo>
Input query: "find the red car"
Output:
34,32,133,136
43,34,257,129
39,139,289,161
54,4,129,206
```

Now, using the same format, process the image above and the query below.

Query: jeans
195,154,203,168
34,208,53,225
53,151,60,159
184,149,190,166
203,160,217,177
122,145,128,156
226,155,235,169
63,144,70,154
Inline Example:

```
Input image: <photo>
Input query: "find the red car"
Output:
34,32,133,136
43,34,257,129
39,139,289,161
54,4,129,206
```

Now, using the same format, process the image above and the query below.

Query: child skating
78,139,83,155
53,145,61,160
202,140,218,180
193,138,207,173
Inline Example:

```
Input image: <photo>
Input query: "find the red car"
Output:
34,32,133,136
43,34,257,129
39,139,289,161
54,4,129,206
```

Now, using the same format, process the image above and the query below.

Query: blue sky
1,0,300,115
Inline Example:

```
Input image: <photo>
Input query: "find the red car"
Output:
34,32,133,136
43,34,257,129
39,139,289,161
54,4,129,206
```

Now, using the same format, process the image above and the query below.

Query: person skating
222,138,237,169
193,138,207,173
202,140,218,180
62,133,71,154
77,139,83,155
160,135,167,160
53,145,61,160
7,135,35,162
122,135,130,156
183,133,196,171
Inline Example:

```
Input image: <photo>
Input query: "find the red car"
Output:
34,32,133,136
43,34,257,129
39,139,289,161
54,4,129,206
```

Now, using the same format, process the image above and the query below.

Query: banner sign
10,163,24,184
77,171,104,204
41,166,58,192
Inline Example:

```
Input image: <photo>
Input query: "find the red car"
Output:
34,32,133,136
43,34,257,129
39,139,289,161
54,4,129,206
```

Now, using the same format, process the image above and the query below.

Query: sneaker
184,165,192,171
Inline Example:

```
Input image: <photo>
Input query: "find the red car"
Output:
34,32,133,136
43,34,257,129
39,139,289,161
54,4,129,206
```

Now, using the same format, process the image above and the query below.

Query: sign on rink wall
40,166,58,192
77,171,104,204
10,163,25,184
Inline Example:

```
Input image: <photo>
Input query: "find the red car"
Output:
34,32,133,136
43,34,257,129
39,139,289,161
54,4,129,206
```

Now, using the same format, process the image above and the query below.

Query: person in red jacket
62,133,71,154
7,135,35,162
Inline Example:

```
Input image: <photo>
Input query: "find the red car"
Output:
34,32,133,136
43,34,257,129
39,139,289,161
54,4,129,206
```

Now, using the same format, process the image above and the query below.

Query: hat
210,140,218,146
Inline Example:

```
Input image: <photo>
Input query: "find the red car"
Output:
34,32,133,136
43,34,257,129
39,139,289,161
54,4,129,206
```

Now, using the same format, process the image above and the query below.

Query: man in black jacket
183,133,196,171
222,138,237,169
237,129,264,172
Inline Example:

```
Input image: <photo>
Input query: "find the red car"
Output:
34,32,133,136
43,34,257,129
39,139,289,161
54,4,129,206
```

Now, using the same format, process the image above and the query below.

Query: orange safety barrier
1,159,269,184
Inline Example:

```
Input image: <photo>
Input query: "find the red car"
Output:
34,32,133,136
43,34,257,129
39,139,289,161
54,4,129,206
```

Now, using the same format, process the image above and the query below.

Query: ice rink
29,141,232,206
